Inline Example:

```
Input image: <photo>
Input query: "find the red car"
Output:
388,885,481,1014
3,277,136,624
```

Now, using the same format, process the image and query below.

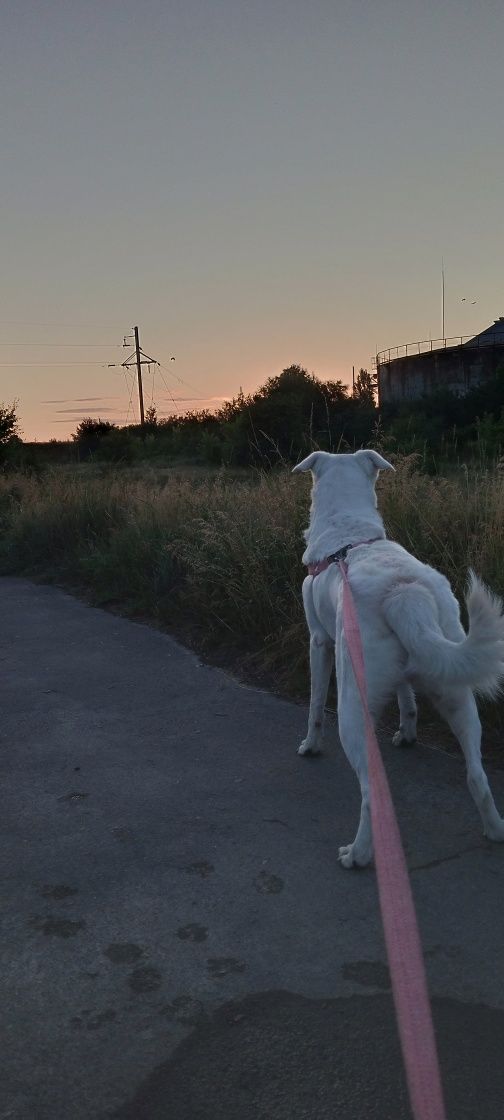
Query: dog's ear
354,449,395,478
292,451,326,475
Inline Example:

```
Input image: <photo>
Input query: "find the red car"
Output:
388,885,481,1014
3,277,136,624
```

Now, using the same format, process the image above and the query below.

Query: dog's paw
338,843,373,869
297,739,322,757
484,818,504,842
392,730,417,748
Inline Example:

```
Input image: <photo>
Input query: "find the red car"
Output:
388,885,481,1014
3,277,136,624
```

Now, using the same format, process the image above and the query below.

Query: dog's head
292,450,394,523
292,449,394,483
292,451,394,551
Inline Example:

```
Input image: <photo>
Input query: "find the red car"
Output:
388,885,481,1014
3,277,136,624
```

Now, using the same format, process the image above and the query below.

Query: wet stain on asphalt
86,1009,117,1030
112,828,135,842
177,924,208,943
71,1008,117,1031
29,915,86,938
183,860,214,878
207,958,246,978
128,967,163,993
40,884,79,900
112,990,504,1120
425,943,461,961
158,995,206,1025
254,870,284,894
410,844,486,873
104,943,144,965
342,960,391,989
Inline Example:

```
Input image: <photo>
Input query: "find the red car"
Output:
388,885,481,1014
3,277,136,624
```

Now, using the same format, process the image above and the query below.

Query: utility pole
122,326,158,434
134,326,145,428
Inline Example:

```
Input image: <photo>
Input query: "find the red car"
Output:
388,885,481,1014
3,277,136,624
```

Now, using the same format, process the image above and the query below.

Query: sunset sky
2,1,503,440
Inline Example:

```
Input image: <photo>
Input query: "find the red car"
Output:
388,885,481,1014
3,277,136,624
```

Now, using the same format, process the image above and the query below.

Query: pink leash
339,558,446,1120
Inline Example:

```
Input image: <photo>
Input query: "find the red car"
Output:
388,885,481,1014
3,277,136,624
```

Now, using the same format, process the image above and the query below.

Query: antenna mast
441,259,445,339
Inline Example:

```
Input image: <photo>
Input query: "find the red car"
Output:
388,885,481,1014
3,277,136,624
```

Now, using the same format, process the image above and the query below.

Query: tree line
3,360,504,471
70,365,377,466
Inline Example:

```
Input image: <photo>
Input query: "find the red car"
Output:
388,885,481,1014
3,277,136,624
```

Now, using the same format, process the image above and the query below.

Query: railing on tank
374,333,504,368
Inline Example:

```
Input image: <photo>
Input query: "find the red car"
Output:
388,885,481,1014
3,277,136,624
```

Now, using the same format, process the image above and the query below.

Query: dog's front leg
336,649,373,868
298,634,333,756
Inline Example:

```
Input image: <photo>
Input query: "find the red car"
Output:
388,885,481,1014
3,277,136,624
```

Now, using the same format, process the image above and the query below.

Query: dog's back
342,538,504,698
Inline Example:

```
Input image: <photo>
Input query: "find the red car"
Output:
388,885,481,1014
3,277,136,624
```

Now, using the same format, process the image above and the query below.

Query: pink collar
307,538,381,578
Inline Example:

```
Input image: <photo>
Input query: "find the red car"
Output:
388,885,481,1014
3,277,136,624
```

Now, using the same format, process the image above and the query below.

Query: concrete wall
377,343,504,405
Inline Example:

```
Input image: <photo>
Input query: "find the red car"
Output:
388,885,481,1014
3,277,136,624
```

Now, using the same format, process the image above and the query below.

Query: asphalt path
2,577,504,1119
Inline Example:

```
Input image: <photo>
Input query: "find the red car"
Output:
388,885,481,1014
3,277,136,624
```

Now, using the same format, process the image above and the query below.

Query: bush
98,428,139,464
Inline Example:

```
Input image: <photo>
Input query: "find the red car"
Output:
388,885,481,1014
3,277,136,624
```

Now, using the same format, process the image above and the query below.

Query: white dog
293,449,504,868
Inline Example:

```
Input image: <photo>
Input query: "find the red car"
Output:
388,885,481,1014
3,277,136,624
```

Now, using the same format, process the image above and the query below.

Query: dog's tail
383,572,504,698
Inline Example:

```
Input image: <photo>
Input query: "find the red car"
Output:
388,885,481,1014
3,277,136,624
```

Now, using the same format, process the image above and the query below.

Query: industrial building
376,319,504,405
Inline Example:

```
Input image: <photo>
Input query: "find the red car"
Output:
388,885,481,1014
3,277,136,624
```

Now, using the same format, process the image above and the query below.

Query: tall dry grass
2,459,504,695
0,468,308,688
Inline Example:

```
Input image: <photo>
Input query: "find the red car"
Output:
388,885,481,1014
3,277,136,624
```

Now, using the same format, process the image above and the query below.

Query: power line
0,342,122,347
0,320,127,328
0,361,116,366
123,367,137,425
156,364,179,409
5,320,216,431
157,360,201,396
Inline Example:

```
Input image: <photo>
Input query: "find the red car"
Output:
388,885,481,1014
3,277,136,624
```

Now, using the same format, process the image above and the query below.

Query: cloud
158,395,231,403
42,396,118,404
54,407,117,414
53,417,125,424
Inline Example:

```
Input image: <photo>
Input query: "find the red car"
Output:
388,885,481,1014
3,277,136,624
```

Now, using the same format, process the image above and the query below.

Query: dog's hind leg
392,682,417,747
298,635,333,756
431,686,504,841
